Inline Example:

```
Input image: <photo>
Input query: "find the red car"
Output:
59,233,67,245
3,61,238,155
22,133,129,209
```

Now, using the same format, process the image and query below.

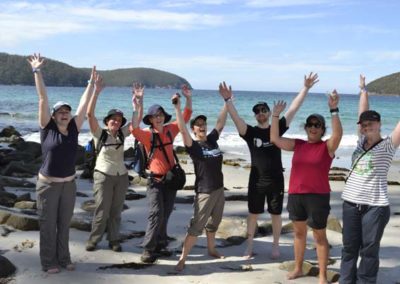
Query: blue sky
1,0,399,93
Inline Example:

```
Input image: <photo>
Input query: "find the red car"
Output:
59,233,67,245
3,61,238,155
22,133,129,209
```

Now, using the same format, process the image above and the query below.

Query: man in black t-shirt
172,93,228,272
218,73,319,259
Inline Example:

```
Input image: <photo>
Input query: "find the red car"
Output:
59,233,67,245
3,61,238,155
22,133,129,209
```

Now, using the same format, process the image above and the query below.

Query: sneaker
109,241,122,252
46,267,60,274
65,263,75,271
85,241,97,252
140,250,157,263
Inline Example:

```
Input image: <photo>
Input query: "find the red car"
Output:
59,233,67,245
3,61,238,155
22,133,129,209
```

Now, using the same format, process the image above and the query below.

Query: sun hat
103,109,127,126
142,104,172,125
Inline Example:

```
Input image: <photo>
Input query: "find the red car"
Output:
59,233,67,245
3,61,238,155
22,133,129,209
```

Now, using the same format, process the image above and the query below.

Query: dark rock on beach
0,255,17,278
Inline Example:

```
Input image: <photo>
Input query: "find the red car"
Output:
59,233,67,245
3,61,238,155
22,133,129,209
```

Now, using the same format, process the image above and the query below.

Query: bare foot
47,267,60,274
270,244,280,260
208,249,225,259
243,245,254,259
287,269,303,280
65,263,75,271
175,259,185,272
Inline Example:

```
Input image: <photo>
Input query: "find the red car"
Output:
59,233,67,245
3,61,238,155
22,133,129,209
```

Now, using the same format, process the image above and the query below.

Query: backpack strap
96,129,108,156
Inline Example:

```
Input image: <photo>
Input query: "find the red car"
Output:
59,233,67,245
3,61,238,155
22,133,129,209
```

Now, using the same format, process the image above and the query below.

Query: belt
345,201,369,211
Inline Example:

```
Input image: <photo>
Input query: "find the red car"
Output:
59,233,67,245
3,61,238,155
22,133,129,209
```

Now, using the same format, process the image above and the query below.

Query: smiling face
191,118,207,140
360,120,381,137
52,106,72,127
149,110,165,128
305,118,324,142
106,114,123,132
253,106,270,124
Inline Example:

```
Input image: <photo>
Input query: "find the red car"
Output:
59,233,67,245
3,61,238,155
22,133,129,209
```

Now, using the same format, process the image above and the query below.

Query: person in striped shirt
339,75,400,284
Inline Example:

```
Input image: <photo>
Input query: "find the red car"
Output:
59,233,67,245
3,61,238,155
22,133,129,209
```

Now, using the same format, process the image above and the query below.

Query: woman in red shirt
271,91,342,284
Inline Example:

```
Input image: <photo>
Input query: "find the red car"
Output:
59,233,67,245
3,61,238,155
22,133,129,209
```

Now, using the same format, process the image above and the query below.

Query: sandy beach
1,152,400,284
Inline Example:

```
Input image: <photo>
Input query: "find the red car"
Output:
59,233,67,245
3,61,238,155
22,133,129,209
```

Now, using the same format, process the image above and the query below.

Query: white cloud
160,0,229,8
246,0,333,8
367,51,400,61
270,12,326,20
329,50,354,61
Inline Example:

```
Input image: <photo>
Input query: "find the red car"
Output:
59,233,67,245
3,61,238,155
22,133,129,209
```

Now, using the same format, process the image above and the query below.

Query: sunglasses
254,107,269,114
306,122,322,129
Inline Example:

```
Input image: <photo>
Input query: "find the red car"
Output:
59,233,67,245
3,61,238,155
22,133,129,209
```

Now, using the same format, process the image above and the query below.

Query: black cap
103,109,127,126
306,113,326,126
357,110,381,124
252,101,270,113
190,115,207,128
142,104,172,125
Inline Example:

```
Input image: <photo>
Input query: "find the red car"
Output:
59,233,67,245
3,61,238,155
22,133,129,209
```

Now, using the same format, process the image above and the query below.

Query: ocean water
1,85,400,169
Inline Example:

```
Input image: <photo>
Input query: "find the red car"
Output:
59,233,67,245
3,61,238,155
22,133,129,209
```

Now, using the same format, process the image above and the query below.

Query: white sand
1,157,400,284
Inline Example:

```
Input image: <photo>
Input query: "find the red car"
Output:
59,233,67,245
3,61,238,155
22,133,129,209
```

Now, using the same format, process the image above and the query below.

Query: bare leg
175,234,197,272
287,221,307,280
270,213,282,259
313,228,329,284
206,231,224,258
244,213,258,259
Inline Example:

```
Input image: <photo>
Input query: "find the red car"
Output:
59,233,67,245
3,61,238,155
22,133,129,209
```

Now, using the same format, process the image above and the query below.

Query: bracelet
32,68,40,73
330,108,339,113
272,115,279,118
360,87,367,93
224,97,232,102
87,80,94,86
331,112,339,116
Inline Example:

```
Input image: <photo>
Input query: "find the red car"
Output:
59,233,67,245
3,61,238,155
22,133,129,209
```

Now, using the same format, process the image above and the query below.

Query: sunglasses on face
254,107,269,114
306,122,322,129
152,112,165,119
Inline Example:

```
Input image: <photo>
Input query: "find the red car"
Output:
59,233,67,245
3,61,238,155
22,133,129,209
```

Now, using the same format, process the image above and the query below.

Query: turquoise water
1,85,400,168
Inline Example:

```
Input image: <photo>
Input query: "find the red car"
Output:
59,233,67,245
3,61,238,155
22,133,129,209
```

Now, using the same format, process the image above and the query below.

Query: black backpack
83,129,124,179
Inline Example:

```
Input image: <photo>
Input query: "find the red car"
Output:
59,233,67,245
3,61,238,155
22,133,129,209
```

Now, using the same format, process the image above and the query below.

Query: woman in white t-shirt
340,75,400,284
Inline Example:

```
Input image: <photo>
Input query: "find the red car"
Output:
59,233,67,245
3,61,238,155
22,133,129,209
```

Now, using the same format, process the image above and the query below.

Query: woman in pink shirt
271,91,342,284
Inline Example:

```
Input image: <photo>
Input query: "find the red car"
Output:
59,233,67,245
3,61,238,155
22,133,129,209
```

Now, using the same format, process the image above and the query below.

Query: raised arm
172,93,192,147
86,72,104,133
284,72,319,126
271,101,295,151
326,90,343,156
131,83,144,129
181,84,192,111
358,74,369,136
74,66,96,131
27,53,49,128
215,103,228,135
218,81,247,136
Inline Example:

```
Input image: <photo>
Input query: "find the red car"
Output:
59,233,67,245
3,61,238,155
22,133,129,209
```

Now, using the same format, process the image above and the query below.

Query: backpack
129,131,157,178
83,129,124,179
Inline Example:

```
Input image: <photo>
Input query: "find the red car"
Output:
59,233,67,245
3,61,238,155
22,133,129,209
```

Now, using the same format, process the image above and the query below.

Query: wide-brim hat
143,104,172,125
103,109,127,126
190,115,207,128
252,101,270,113
52,101,72,115
357,110,381,124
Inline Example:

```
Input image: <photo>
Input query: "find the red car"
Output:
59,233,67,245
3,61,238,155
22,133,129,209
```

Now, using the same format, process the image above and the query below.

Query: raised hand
304,72,319,89
88,66,97,84
94,73,104,94
273,100,287,115
171,93,181,108
27,53,45,69
181,84,192,98
359,74,366,90
328,89,339,109
219,81,233,101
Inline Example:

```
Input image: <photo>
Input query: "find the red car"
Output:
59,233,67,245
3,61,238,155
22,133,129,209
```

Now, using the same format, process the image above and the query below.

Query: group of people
28,53,399,284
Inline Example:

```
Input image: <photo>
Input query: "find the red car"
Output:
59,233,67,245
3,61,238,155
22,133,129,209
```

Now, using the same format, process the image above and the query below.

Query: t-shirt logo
253,138,272,148
201,147,222,158
354,151,373,175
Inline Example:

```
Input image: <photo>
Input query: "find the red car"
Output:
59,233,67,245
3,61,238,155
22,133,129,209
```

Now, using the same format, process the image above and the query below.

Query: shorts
287,194,330,229
248,177,284,215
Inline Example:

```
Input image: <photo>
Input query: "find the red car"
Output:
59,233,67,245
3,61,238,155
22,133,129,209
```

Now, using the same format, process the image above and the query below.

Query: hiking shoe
140,250,157,263
109,241,122,252
85,241,97,252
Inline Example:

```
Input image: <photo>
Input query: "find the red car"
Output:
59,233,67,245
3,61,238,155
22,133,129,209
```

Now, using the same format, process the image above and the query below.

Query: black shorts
287,194,330,229
248,177,284,215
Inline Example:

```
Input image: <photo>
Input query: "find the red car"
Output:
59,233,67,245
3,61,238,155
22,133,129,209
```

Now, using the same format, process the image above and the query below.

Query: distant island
367,72,400,95
0,52,191,88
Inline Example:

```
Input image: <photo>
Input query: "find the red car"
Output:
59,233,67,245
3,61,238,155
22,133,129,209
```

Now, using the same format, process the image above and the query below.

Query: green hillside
367,72,400,95
0,52,191,88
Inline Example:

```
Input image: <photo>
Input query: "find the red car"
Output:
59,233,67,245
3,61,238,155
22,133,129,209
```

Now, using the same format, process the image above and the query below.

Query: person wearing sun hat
131,85,192,264
27,53,96,274
271,89,343,283
218,74,319,260
85,78,136,253
339,75,400,284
